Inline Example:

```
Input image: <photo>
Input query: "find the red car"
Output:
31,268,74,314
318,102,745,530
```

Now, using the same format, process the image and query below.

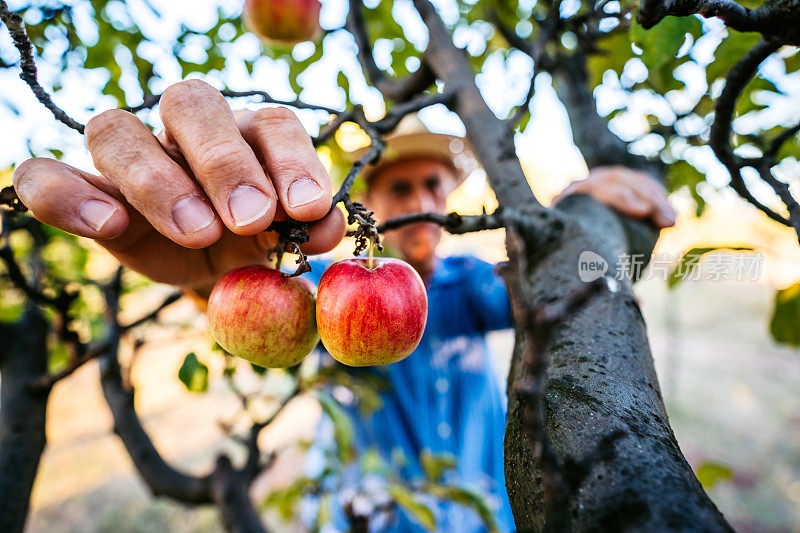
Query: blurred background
1,0,799,531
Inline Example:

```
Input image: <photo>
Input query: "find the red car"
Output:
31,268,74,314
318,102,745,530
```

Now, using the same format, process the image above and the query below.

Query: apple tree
1,0,799,531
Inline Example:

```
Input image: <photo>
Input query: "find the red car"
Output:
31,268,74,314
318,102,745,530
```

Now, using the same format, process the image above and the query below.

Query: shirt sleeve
465,258,513,332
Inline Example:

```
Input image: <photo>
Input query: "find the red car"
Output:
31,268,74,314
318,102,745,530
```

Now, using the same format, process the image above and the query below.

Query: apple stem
368,236,375,270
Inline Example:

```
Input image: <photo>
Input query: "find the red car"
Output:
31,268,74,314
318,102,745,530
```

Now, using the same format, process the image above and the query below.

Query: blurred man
304,116,675,532
12,81,674,532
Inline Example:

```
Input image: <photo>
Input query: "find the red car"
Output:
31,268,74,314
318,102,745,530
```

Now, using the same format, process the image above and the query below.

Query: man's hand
12,80,346,294
552,166,676,229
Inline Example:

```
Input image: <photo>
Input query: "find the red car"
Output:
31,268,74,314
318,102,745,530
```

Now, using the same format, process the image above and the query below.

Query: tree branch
637,0,800,45
490,7,559,127
98,270,214,503
0,306,50,533
28,290,184,392
552,50,663,176
377,209,506,234
502,193,732,531
97,270,273,531
0,1,86,133
708,39,799,238
346,0,435,102
412,0,540,211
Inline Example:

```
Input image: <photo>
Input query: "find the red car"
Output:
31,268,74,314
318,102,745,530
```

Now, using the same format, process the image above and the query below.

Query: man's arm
552,165,676,229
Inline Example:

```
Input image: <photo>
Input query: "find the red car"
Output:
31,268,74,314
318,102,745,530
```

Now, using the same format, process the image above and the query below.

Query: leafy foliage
385,483,437,531
770,281,800,346
695,461,734,489
178,352,209,393
668,246,754,288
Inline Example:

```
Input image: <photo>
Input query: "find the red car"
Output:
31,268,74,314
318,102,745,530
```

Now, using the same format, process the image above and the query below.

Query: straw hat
347,114,478,187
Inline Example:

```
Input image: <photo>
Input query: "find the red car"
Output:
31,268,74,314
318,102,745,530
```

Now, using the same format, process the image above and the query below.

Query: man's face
366,158,456,267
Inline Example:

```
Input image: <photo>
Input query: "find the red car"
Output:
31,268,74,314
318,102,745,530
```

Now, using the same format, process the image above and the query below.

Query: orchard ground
22,185,800,532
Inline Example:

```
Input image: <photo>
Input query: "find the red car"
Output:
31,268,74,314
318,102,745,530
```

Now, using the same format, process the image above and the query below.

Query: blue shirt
305,255,515,532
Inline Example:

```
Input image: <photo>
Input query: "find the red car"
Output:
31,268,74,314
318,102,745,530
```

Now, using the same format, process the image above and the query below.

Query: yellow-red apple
316,258,428,366
207,265,318,368
243,0,322,44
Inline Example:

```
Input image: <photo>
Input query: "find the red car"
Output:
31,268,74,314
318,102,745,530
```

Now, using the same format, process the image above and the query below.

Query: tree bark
0,306,51,533
503,194,732,531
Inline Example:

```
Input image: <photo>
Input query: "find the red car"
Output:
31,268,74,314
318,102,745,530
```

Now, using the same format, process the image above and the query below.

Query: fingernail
287,177,324,208
229,185,271,226
79,199,117,232
172,196,215,234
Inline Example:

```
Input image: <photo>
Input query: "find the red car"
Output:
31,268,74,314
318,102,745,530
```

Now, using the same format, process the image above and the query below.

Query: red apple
316,258,428,366
207,265,318,368
244,0,322,44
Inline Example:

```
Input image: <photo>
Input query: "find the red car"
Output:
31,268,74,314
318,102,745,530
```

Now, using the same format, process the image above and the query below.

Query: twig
708,39,798,237
120,291,183,331
377,209,506,234
27,290,183,392
346,0,435,102
0,1,86,133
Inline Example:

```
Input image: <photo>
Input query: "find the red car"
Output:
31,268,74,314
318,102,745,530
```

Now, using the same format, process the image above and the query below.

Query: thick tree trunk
0,306,50,533
503,194,732,531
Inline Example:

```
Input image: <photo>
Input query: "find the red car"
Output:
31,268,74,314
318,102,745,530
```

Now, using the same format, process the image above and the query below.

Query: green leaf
47,337,70,373
707,32,762,85
695,461,733,489
587,29,631,88
630,17,700,93
668,247,753,288
426,485,499,533
386,484,437,531
178,352,209,393
262,476,319,519
337,70,350,92
420,450,456,482
250,362,267,375
770,281,800,346
360,448,389,474
318,392,355,463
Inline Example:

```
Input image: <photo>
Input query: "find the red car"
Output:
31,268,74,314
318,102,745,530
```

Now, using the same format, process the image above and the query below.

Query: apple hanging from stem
244,0,322,44
207,265,319,368
316,257,428,366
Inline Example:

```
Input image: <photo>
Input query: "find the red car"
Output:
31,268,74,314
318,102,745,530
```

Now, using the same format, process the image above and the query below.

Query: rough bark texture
503,194,732,531
0,306,50,533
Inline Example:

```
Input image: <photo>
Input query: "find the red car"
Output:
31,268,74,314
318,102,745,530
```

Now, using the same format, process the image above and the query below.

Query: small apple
207,265,318,368
316,258,428,366
243,0,322,44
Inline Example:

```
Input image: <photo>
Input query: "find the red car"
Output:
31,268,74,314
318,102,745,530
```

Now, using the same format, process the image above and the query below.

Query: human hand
552,165,676,228
12,80,346,295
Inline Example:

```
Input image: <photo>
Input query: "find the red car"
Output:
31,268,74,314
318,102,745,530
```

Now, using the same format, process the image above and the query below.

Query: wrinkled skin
13,80,346,296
